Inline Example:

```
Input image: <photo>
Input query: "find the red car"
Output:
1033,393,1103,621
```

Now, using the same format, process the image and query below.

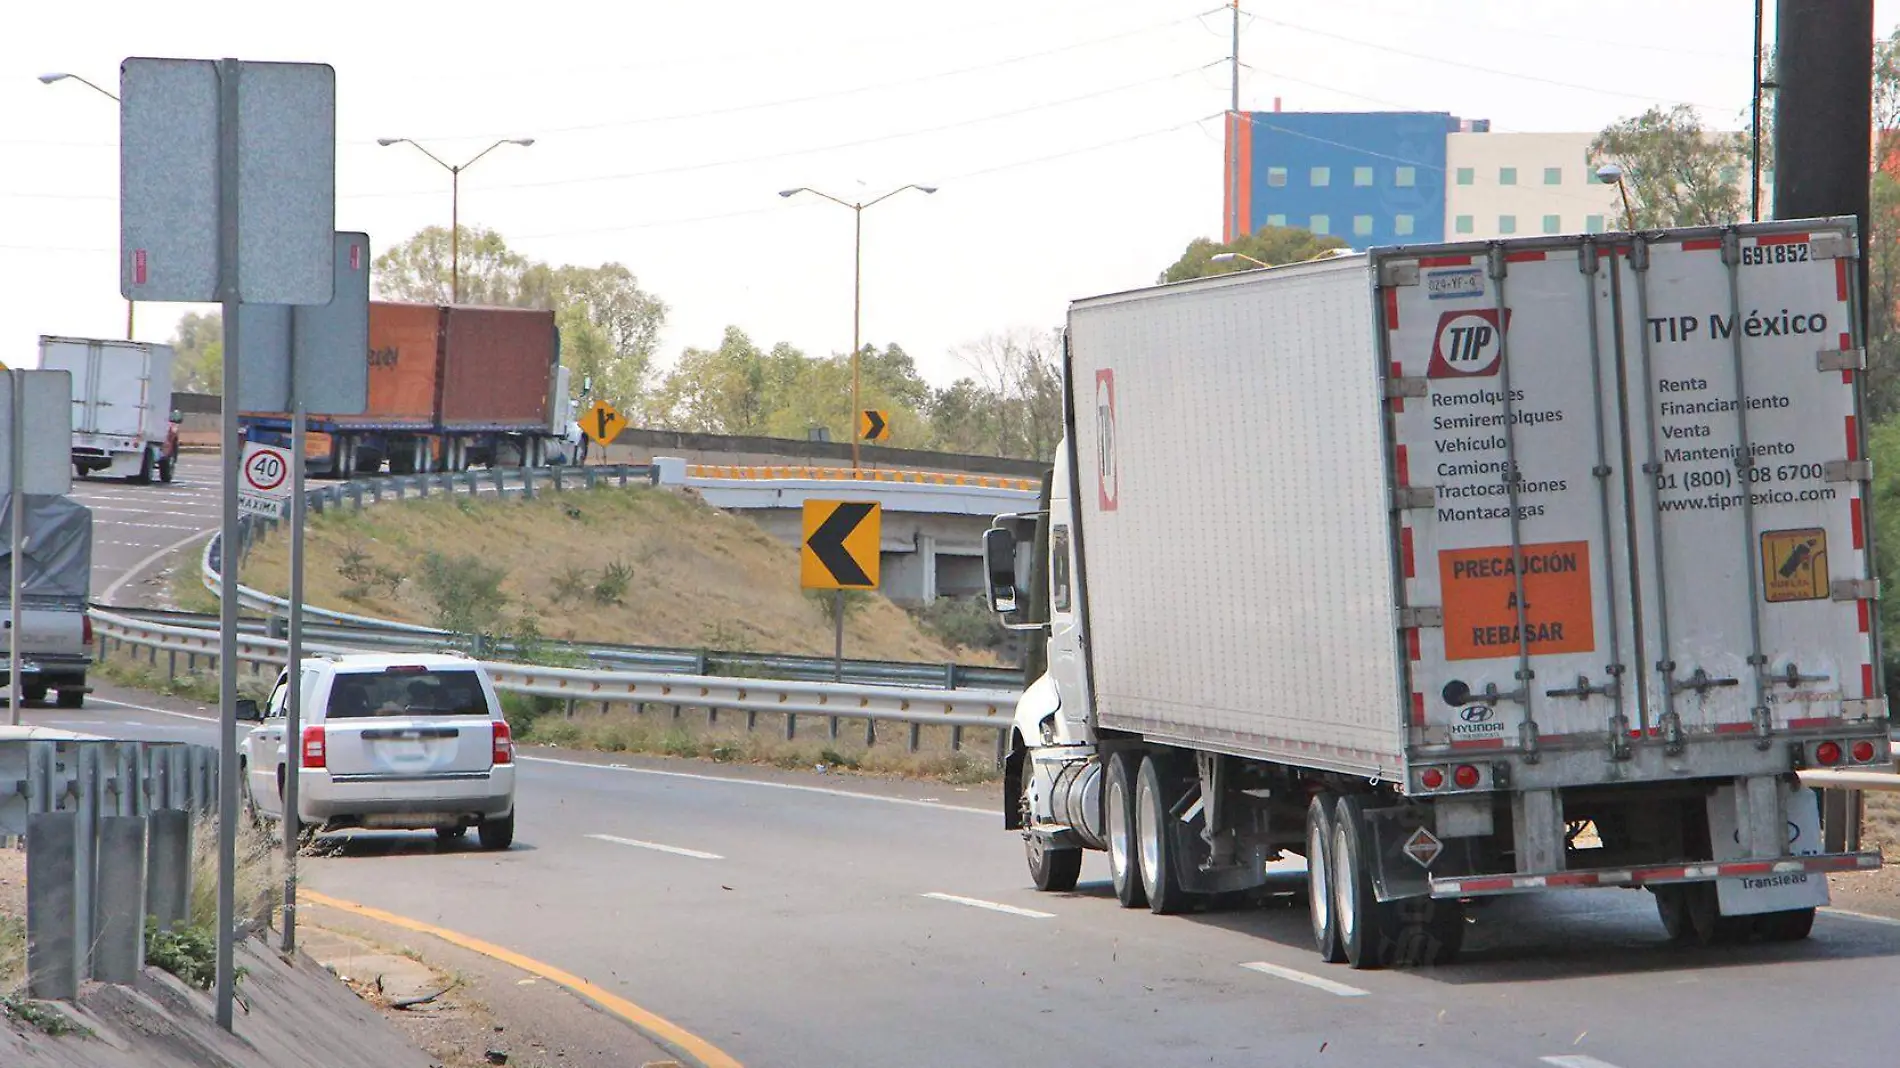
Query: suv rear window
326,669,490,719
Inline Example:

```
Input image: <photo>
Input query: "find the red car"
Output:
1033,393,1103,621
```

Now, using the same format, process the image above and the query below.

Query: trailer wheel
131,446,154,484
1755,906,1816,942
158,451,175,483
1135,755,1190,915
1021,755,1082,892
21,683,47,704
1332,795,1401,968
1307,793,1347,963
1654,883,1720,946
56,688,84,709
1105,752,1146,909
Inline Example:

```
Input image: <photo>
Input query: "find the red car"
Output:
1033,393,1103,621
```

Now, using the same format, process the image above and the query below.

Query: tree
1590,105,1748,228
373,226,532,306
928,329,1063,461
652,326,772,435
168,311,223,395
1158,225,1348,284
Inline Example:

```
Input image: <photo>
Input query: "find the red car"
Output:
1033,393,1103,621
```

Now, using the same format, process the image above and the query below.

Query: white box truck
38,336,180,483
983,218,1888,970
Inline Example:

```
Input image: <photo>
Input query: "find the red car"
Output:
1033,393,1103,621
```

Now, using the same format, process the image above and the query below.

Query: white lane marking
586,834,722,860
920,892,1055,919
100,526,217,603
1820,906,1900,928
1238,961,1370,997
1541,1057,1625,1068
519,755,992,815
90,696,217,723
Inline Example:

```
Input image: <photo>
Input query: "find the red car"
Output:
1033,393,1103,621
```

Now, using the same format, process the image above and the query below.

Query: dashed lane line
919,892,1055,919
1541,1057,1625,1068
519,754,992,815
587,833,723,860
1237,961,1370,997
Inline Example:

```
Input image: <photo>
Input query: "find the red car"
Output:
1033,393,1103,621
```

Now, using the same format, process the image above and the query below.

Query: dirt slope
238,486,975,663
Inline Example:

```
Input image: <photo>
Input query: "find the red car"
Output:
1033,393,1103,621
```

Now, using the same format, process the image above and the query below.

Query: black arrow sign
861,409,886,441
807,502,875,586
596,405,613,442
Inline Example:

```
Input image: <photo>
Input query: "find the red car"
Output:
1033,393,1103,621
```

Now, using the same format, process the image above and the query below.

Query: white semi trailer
984,218,1888,969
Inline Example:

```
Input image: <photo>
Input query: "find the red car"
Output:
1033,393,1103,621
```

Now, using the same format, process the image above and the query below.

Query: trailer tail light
1453,764,1481,789
301,725,326,770
1419,767,1445,790
1852,740,1877,764
492,721,513,765
1815,741,1843,766
82,614,94,646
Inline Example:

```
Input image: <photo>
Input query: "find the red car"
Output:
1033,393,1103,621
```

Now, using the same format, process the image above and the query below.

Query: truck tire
1331,795,1463,968
1021,755,1082,892
1654,883,1720,946
56,687,84,709
21,683,47,704
1104,752,1146,908
158,451,175,483
132,446,154,484
1307,794,1347,963
1135,755,1190,915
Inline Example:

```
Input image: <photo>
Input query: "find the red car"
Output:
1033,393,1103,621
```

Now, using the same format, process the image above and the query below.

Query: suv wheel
478,813,514,851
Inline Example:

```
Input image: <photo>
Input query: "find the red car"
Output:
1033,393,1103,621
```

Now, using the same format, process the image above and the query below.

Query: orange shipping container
437,306,558,430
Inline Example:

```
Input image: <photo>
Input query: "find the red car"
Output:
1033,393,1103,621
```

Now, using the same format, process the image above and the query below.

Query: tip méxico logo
1427,308,1511,379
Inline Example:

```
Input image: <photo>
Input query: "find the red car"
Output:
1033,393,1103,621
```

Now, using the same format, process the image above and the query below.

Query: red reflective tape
1543,872,1603,888
1837,258,1850,302
1720,861,1776,876
1455,877,1518,894
1406,628,1421,662
1400,525,1416,579
1411,692,1425,726
1713,722,1755,734
1388,360,1405,413
1420,255,1472,267
1864,664,1876,696
1758,232,1810,246
1505,250,1545,262
1450,738,1506,750
1395,444,1410,486
1852,497,1866,550
133,249,148,285
1860,599,1871,634
1383,288,1399,331
1681,238,1722,251
1847,416,1860,461
1788,716,1833,729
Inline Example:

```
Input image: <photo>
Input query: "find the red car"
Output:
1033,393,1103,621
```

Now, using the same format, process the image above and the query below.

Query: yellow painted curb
301,889,742,1068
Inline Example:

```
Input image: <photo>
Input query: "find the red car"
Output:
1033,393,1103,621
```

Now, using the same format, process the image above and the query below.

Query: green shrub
416,552,509,634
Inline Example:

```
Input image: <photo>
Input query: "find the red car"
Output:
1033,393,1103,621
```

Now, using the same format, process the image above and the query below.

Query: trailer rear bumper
1428,850,1881,898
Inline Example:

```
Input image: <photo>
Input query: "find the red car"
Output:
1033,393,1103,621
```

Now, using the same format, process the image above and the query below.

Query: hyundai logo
1460,705,1495,724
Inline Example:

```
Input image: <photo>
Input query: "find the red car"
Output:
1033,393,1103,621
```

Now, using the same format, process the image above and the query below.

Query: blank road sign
236,232,371,414
0,371,74,496
120,57,337,306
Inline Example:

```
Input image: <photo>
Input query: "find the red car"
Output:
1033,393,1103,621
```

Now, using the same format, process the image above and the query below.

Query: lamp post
1596,163,1638,230
779,184,936,469
1211,251,1272,269
38,73,134,339
377,137,535,303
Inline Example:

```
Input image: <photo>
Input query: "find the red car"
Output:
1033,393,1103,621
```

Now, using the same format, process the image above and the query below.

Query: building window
1586,214,1607,233
1310,214,1330,234
1395,214,1415,236
1544,167,1563,185
1498,215,1517,234
1266,166,1287,188
1395,166,1416,187
1310,166,1331,187
1542,214,1562,234
1455,215,1474,234
1353,215,1373,236
1499,167,1518,186
1266,213,1286,227
1456,167,1474,186
1354,166,1373,187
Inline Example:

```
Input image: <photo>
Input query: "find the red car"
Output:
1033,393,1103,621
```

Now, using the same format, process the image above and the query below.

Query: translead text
1646,310,1829,345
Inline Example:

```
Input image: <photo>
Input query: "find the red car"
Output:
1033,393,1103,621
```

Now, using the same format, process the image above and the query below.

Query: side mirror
982,526,1020,614
234,698,263,722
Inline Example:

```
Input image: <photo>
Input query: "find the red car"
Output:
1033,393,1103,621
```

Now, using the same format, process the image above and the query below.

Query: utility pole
1228,0,1243,243
1751,0,1766,221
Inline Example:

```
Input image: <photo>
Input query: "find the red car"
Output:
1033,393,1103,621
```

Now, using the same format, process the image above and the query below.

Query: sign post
121,55,336,1031
800,500,881,683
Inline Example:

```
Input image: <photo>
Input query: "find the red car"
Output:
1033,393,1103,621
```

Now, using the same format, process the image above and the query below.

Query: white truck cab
238,653,518,849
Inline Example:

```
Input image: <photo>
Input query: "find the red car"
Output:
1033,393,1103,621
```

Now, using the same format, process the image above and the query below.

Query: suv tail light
82,614,94,647
492,721,513,765
301,725,327,770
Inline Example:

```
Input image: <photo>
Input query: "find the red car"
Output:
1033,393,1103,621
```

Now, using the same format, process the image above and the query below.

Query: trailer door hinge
1810,232,1858,260
1817,348,1867,372
1831,578,1879,602
1392,486,1436,510
1384,376,1428,400
1824,459,1872,483
1400,606,1443,629
1379,261,1420,287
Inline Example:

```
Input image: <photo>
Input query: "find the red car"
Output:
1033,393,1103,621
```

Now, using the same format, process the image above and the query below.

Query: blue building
1223,111,1483,248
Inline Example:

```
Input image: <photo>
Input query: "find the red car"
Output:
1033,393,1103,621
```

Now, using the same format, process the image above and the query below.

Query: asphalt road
51,462,1900,1068
72,452,222,604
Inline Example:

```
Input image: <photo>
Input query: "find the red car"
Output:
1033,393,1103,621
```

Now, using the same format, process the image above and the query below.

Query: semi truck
983,218,1889,969
39,336,180,482
240,301,572,476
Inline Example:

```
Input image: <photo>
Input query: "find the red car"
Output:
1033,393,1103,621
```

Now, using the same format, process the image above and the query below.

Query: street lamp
779,183,937,469
1596,163,1638,230
377,137,535,303
39,73,133,339
1211,252,1272,269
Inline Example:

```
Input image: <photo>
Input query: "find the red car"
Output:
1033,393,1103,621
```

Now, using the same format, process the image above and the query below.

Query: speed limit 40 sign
239,441,293,518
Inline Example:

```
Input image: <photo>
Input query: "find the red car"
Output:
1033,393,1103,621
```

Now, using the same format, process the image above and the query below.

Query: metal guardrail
686,463,1040,492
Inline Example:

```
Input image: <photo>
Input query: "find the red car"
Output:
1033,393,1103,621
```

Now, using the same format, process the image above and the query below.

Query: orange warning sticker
1439,541,1595,662
1760,528,1828,603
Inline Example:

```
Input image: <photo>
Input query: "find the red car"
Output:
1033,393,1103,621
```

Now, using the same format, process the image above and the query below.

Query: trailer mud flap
1365,804,1479,902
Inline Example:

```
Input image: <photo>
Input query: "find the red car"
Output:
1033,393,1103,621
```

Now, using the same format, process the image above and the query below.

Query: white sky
5,0,1897,390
